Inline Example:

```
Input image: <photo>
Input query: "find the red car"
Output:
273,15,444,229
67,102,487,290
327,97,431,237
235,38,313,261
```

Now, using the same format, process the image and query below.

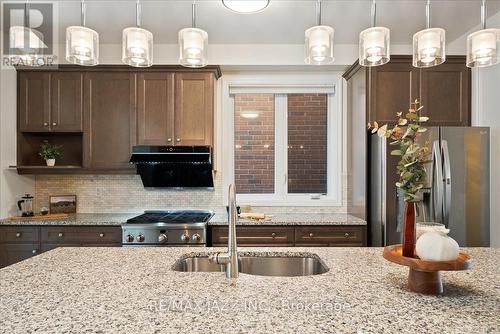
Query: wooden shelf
10,165,136,175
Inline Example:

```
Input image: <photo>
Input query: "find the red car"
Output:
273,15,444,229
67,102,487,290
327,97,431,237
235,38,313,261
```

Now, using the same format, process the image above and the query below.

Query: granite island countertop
0,212,366,226
0,247,497,333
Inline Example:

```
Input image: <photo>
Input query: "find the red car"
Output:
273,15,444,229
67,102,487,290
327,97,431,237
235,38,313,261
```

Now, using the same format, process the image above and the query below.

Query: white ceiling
43,0,500,44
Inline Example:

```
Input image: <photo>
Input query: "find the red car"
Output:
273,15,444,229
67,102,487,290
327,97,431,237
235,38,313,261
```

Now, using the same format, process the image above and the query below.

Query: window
222,73,342,206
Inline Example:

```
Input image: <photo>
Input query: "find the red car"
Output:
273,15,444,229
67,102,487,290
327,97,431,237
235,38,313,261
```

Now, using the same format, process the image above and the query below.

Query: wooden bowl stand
383,244,472,295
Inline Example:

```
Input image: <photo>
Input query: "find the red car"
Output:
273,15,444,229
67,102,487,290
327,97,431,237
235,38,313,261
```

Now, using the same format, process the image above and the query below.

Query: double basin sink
173,253,329,277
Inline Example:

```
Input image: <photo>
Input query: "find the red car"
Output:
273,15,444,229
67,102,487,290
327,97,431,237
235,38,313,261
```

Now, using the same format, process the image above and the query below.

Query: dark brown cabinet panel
41,226,122,244
83,72,136,170
368,60,420,125
420,61,470,126
18,72,50,132
174,73,214,146
0,244,39,268
51,72,83,132
295,226,366,246
0,226,39,243
211,226,294,246
137,73,174,145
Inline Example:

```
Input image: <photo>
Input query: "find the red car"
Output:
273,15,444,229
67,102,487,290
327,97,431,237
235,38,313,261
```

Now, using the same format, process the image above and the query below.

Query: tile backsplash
35,173,348,214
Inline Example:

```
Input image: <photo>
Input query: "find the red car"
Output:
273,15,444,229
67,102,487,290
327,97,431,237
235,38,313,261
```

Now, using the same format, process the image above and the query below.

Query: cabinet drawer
211,226,294,246
295,226,365,245
0,244,40,268
41,226,122,244
0,226,39,243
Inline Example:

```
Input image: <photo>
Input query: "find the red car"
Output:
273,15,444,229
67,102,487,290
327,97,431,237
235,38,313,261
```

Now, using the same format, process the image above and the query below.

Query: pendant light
412,0,445,68
179,1,208,68
222,0,269,13
122,0,153,67
66,0,99,66
304,0,334,65
466,0,500,68
359,0,390,67
9,0,45,66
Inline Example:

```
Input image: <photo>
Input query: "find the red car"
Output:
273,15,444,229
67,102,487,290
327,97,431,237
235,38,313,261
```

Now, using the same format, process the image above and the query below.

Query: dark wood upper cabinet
137,72,174,145
83,72,136,170
174,72,214,146
18,72,50,132
50,72,83,132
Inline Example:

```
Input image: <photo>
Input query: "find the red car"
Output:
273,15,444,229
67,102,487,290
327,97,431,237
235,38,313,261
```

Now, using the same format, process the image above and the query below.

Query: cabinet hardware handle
309,233,314,238
15,232,22,238
58,232,63,238
271,232,276,238
52,122,57,126
43,122,49,126
99,233,105,238
167,138,172,142
176,138,181,142
344,233,350,238
32,249,37,254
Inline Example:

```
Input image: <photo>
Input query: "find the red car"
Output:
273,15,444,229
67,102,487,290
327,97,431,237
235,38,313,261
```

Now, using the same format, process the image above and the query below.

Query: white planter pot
46,159,56,167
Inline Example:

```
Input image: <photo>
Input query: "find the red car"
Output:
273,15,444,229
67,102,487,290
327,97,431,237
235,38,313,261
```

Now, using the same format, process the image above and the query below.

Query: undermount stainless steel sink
173,254,329,277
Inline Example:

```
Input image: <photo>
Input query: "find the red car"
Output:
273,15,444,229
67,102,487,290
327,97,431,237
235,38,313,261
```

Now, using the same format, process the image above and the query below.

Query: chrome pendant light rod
316,0,322,26
136,0,141,27
371,0,376,27
425,0,431,29
24,0,30,28
192,1,197,28
481,0,487,29
81,0,86,27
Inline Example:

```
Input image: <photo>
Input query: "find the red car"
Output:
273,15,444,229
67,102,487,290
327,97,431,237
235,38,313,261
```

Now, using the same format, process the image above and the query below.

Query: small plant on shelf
368,99,432,257
39,140,62,167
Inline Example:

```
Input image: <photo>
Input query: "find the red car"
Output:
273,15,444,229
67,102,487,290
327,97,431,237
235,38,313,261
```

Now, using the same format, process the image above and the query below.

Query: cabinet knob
43,122,49,127
271,232,276,238
58,232,64,238
176,138,181,142
99,233,105,238
15,232,22,238
344,232,350,238
167,138,172,142
32,249,37,254
309,233,314,238
52,122,57,126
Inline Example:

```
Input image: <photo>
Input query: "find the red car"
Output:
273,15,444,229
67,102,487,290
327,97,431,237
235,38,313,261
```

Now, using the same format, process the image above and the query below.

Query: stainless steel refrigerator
369,127,490,247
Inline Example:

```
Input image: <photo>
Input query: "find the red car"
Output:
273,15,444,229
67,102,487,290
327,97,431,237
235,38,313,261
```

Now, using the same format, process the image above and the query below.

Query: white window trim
221,72,343,207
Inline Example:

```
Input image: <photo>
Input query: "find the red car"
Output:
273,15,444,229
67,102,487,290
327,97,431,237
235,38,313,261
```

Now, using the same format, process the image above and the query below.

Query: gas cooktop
126,210,214,225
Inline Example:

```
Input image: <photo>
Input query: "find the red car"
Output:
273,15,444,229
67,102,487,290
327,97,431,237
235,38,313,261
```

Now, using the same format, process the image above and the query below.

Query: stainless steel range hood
129,146,214,188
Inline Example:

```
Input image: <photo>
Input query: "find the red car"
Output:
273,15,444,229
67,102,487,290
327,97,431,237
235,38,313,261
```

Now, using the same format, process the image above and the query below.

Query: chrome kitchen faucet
209,184,239,279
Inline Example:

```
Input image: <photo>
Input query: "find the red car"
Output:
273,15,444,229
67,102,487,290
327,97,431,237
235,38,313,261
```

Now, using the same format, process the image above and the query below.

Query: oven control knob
125,234,134,242
181,234,190,242
137,234,145,242
158,233,168,243
191,233,201,242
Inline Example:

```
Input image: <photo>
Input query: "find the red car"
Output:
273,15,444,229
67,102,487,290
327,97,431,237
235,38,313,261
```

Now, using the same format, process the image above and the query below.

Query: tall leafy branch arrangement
368,100,432,202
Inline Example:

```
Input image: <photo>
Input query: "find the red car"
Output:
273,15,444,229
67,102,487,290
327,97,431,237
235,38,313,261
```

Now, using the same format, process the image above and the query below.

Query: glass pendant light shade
66,26,98,66
304,25,334,65
359,27,390,66
9,26,45,65
122,27,153,67
466,29,500,68
412,28,445,68
222,0,269,13
179,27,208,68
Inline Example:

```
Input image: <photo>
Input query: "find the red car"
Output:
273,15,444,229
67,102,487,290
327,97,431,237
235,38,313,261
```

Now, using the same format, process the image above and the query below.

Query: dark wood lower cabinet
209,225,367,247
0,225,122,268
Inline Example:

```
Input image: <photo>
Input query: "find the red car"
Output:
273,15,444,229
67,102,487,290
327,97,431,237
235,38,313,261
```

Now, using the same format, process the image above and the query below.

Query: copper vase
402,202,416,258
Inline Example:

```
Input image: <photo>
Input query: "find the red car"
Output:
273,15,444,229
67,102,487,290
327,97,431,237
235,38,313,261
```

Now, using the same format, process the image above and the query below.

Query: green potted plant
39,140,62,166
369,100,431,257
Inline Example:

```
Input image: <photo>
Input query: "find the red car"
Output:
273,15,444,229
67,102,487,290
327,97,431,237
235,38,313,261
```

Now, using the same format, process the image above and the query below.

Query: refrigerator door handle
441,140,452,228
432,140,444,224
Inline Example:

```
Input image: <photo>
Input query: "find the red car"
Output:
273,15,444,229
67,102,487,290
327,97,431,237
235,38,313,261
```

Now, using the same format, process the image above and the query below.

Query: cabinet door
174,73,214,146
0,244,39,268
368,61,420,124
420,60,470,126
18,72,50,132
137,73,174,145
83,72,136,170
50,72,83,132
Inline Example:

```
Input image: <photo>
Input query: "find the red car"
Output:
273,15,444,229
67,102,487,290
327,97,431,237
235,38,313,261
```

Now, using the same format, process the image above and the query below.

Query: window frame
221,73,343,207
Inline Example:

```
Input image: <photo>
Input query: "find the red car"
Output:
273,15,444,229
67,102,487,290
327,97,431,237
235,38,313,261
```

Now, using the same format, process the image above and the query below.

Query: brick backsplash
34,172,348,214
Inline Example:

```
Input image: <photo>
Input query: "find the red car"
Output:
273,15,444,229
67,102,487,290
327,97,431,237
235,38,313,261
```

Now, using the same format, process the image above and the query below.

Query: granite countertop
209,213,366,225
0,213,366,226
0,247,497,333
